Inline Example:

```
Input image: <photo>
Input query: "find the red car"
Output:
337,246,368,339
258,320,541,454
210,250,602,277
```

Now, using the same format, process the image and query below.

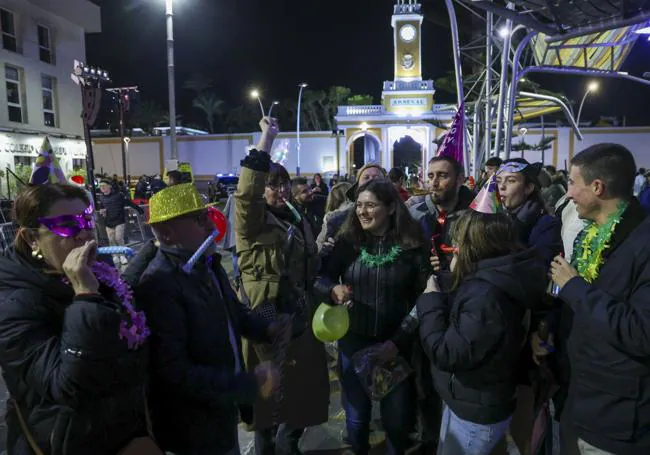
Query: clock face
400,25,417,42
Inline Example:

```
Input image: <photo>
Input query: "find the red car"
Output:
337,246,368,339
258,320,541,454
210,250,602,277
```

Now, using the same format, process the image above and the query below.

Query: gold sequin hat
148,183,215,224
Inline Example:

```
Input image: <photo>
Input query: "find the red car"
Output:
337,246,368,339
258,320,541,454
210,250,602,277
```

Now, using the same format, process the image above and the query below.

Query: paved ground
0,235,559,454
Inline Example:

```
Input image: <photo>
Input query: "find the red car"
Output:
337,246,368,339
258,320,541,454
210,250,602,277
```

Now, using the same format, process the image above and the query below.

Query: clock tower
392,0,423,81
382,1,435,116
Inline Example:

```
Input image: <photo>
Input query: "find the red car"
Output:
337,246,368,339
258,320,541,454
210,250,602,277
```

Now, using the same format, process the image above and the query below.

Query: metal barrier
0,207,152,253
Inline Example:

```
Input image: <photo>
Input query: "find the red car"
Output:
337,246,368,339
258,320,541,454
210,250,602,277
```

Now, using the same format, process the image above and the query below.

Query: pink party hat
470,174,502,213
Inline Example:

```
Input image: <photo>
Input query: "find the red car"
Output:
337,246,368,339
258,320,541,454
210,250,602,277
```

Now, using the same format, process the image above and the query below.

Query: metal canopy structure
461,0,650,41
436,0,650,176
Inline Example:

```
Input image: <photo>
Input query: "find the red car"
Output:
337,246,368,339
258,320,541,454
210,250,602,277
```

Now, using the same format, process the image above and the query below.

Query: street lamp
296,82,308,176
163,0,178,160
268,101,280,118
250,90,265,117
577,81,599,125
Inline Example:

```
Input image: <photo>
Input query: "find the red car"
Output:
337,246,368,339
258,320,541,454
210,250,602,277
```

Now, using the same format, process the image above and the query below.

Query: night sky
86,0,650,128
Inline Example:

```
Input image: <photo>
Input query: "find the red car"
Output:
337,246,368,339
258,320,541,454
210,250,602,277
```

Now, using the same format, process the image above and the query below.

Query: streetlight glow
268,101,280,117
498,27,509,38
588,81,599,92
250,90,260,99
300,83,308,88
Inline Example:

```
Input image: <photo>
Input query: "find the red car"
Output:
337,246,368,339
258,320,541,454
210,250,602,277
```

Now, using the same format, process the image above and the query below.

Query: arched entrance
392,135,423,170
349,133,382,176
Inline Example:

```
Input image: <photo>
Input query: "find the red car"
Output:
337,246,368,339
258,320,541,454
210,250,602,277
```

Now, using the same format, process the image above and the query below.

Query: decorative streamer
98,246,135,257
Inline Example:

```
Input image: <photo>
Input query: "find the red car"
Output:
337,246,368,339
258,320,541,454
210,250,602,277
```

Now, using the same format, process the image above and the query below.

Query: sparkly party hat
148,183,216,224
469,174,502,214
29,137,67,185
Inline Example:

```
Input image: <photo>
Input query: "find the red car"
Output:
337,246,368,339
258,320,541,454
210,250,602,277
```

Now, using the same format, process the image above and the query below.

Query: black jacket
558,201,650,455
417,248,547,424
99,190,143,228
136,246,271,453
315,237,430,350
0,249,148,455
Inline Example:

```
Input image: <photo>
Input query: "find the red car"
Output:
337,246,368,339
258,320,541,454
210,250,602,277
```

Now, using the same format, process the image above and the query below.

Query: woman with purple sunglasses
0,184,154,455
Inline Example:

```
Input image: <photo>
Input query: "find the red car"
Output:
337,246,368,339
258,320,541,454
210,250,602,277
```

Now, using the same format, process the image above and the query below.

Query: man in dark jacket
550,143,650,455
135,183,289,455
98,179,143,266
409,156,473,271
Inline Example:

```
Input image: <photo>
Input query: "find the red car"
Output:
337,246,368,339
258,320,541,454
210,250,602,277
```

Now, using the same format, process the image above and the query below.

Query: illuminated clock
399,25,417,42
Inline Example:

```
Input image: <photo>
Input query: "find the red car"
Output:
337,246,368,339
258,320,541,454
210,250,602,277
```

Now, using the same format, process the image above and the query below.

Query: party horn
282,199,302,223
98,246,135,257
182,229,220,274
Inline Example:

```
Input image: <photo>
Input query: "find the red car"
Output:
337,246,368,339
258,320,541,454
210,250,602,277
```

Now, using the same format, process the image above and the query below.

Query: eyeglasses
267,182,291,193
38,206,95,238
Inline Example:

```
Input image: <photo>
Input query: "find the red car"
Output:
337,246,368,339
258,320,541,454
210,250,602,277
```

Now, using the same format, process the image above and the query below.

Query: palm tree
192,93,226,133
183,74,214,94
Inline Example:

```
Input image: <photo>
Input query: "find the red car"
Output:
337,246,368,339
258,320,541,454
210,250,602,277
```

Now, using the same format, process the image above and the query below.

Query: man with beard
406,155,473,454
409,156,474,271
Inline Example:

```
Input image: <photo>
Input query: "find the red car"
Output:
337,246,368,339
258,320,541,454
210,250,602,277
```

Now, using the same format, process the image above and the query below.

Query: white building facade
0,0,99,188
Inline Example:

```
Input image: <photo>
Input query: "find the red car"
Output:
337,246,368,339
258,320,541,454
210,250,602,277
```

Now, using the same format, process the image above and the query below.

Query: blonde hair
325,182,353,213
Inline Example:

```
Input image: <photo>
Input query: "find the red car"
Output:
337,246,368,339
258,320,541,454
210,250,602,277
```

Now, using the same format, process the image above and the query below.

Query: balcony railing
383,80,434,91
336,105,386,116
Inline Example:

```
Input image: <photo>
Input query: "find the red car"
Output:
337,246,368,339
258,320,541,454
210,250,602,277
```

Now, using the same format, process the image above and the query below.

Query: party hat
469,174,502,213
436,103,464,164
29,137,67,185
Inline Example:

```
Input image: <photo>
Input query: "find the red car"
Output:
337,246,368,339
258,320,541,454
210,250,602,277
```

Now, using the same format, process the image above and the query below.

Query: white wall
89,127,650,178
0,0,99,137
506,127,650,171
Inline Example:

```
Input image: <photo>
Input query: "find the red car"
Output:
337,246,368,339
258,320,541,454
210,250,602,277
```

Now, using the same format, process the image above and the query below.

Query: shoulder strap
11,398,44,455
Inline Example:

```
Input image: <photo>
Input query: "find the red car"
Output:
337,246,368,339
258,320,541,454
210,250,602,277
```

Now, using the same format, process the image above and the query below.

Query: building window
5,65,24,123
73,158,87,170
42,75,57,127
37,25,53,63
14,156,35,168
0,8,16,52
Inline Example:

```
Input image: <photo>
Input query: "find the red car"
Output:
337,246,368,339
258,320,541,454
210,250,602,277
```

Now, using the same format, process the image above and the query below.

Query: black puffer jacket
0,249,148,455
99,190,143,228
417,248,547,424
315,237,430,350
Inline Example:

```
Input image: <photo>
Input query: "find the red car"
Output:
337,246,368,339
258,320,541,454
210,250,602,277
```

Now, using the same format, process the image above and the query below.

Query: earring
31,247,43,260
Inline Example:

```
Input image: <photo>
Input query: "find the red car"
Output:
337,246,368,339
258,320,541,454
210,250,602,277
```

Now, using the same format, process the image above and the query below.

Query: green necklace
359,245,402,267
571,201,628,283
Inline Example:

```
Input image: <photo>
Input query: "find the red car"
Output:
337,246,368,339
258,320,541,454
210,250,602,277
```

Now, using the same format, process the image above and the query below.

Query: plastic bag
351,346,413,401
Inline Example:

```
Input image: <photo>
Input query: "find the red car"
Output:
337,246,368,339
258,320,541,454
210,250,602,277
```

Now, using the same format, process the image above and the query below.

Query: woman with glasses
315,179,430,455
234,118,329,455
0,184,150,454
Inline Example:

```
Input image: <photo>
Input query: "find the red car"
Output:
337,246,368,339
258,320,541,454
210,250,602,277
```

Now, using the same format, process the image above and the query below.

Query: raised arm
234,118,279,240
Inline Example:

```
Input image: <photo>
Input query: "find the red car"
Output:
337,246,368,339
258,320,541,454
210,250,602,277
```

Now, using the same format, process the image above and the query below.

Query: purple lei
89,261,150,349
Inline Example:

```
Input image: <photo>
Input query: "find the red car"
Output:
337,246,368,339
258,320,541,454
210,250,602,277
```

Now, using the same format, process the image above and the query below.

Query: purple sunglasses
38,206,95,238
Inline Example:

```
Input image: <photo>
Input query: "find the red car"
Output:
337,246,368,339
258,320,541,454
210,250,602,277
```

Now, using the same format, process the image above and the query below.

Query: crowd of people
0,116,647,455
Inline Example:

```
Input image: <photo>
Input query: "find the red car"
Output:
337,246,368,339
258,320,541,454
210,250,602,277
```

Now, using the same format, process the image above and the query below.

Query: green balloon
312,302,350,342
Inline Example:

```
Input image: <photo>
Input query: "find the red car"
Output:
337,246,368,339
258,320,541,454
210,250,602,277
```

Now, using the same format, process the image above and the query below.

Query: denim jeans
437,404,511,455
338,333,416,455
577,439,615,455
